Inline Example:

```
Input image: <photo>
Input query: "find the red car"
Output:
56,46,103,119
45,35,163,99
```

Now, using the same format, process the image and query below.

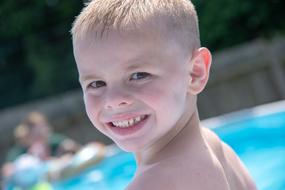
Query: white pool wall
202,100,285,129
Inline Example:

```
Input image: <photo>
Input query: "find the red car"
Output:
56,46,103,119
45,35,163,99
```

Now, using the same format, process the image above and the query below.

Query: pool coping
201,100,285,129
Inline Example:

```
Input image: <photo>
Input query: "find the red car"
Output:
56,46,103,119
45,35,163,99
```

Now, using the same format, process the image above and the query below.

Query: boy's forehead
75,35,165,71
73,17,192,74
74,28,190,66
75,29,188,80
75,32,186,68
75,24,165,56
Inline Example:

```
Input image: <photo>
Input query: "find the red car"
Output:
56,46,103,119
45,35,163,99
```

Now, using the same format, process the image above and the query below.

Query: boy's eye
130,72,150,80
88,81,106,89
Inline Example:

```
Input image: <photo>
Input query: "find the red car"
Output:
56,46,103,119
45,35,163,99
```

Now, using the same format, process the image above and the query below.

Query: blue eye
130,72,150,80
88,81,106,89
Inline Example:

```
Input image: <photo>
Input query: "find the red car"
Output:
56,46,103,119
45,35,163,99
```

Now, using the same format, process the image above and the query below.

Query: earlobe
188,47,212,95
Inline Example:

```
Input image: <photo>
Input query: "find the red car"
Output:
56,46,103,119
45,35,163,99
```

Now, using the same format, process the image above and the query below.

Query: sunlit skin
73,24,257,189
74,28,196,152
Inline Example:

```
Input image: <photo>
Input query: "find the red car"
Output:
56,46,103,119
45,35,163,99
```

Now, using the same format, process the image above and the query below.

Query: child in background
2,111,80,179
71,0,257,189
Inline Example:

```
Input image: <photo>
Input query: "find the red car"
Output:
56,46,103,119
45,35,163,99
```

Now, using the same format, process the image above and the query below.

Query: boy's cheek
139,82,185,106
137,82,169,101
84,99,108,134
84,95,100,120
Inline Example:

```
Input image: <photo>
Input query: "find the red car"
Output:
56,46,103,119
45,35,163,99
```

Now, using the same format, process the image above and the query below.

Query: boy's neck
135,108,204,167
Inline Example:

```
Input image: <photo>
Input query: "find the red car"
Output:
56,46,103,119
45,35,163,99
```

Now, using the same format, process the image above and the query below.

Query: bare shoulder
126,166,227,190
126,155,230,190
221,142,257,190
202,127,257,190
125,164,180,190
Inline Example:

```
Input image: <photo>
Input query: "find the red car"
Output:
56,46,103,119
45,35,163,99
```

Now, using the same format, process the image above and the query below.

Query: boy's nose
104,88,133,110
105,101,129,109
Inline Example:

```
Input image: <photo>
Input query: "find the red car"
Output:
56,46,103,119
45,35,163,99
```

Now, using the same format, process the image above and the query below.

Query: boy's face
74,29,196,152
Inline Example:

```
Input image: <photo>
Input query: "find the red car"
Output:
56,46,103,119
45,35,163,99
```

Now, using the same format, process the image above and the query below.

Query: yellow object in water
31,182,53,190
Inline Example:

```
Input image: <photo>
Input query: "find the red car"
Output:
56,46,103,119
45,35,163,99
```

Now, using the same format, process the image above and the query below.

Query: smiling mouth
108,115,148,128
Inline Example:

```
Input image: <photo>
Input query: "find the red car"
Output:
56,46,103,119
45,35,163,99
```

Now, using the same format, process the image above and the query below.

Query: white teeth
111,115,146,128
135,117,140,122
129,119,134,126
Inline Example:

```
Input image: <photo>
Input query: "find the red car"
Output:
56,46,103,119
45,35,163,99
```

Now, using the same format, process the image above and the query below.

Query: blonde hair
71,0,200,52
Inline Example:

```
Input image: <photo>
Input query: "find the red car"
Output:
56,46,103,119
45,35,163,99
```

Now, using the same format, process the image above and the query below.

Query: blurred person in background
1,111,81,180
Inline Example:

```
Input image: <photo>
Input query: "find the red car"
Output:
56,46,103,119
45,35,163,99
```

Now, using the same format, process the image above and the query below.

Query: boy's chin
115,141,144,153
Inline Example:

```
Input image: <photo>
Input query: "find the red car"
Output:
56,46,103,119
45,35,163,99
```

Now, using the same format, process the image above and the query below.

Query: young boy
71,0,257,189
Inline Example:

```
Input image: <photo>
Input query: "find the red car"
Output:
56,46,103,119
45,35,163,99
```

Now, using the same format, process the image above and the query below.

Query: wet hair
71,0,200,52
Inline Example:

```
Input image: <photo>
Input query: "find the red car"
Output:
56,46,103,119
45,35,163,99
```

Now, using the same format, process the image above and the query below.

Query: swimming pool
53,101,285,190
204,103,285,190
52,147,136,190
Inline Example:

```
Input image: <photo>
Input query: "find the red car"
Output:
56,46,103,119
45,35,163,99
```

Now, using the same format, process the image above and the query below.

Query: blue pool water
53,109,285,190
53,149,136,190
213,111,285,190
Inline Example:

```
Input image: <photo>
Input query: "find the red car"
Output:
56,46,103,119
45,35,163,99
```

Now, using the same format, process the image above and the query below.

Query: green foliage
0,0,284,109
192,0,285,50
0,0,82,108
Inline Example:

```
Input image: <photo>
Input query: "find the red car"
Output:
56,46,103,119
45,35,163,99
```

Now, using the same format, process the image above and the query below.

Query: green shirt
6,133,66,162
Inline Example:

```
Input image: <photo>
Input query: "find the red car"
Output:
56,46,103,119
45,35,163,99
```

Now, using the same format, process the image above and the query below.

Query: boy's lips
109,115,147,128
103,113,148,123
104,114,150,136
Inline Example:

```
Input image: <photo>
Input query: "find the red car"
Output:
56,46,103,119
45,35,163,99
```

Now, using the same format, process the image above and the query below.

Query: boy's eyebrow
124,57,154,70
79,74,99,83
79,57,154,82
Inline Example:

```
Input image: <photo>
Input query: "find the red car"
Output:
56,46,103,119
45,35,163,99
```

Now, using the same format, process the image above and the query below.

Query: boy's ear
188,47,212,95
